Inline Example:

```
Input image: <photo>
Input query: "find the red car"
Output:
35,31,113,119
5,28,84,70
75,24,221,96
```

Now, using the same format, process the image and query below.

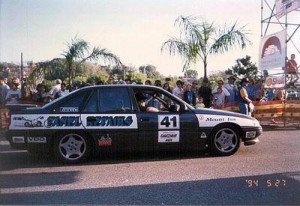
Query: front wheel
210,125,241,156
54,133,91,164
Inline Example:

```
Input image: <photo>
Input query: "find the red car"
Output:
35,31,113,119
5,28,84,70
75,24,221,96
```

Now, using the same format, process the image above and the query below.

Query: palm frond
210,22,251,54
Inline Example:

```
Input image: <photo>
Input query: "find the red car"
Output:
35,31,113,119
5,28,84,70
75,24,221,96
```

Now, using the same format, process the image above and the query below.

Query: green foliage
184,69,198,79
162,15,251,79
225,55,259,80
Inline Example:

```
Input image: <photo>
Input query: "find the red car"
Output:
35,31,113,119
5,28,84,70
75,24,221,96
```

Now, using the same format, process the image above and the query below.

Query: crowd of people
0,73,296,117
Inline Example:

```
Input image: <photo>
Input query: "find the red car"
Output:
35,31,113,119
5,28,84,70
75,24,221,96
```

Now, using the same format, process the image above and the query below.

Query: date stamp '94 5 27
246,178,287,188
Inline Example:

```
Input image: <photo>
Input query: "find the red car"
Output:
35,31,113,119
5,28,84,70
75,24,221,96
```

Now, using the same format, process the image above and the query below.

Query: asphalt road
0,128,299,205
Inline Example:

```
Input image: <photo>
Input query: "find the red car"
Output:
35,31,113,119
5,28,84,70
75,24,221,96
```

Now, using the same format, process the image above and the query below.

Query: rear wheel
210,125,241,156
54,133,92,164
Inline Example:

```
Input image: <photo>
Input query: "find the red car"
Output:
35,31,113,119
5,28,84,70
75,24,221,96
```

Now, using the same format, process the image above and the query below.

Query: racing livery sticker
158,131,180,143
82,114,138,129
158,115,180,130
27,137,47,143
60,107,79,113
196,114,254,127
9,114,138,130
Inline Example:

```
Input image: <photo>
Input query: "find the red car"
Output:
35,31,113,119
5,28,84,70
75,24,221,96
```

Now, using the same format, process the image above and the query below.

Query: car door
134,87,200,154
81,87,139,153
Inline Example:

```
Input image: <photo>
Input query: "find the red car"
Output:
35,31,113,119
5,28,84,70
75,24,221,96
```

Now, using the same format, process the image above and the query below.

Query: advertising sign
259,29,286,70
276,0,300,19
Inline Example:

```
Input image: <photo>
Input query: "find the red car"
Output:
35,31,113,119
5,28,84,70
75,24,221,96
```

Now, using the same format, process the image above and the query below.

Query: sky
0,0,299,77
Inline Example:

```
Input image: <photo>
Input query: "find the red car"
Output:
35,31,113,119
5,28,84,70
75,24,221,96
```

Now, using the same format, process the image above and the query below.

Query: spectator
287,54,299,85
107,77,114,84
237,78,252,116
58,82,70,97
32,84,49,103
246,79,256,101
191,81,198,94
213,87,226,109
154,80,162,87
164,77,174,92
183,82,196,106
223,76,238,105
0,77,10,106
196,97,205,108
145,80,152,85
172,80,184,99
6,82,21,104
212,79,230,106
198,78,213,108
48,79,62,100
124,78,132,85
162,82,172,93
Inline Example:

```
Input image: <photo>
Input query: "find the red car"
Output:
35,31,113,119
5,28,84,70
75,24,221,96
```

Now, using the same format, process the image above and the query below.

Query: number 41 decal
158,115,180,129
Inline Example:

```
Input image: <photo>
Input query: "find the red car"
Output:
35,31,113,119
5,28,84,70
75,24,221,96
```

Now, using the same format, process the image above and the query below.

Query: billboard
276,0,300,19
259,29,286,70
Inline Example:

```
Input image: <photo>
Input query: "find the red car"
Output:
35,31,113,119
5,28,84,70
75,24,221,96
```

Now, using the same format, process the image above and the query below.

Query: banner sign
264,75,285,88
276,0,300,19
259,29,286,70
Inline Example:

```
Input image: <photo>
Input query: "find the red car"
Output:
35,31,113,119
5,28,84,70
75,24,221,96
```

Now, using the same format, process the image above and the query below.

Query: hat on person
217,78,224,84
56,79,62,84
241,77,250,83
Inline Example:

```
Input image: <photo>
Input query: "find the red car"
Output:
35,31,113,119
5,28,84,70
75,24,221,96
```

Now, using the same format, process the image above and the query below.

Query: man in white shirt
48,79,62,100
212,79,230,106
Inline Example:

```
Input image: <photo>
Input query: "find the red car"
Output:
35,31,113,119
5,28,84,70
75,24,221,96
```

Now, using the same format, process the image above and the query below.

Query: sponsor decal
46,116,81,127
200,132,207,138
12,136,25,143
158,131,179,143
98,134,112,146
10,114,138,130
158,115,180,129
205,117,225,122
196,114,254,127
87,116,133,127
227,117,236,121
60,107,79,113
27,137,47,143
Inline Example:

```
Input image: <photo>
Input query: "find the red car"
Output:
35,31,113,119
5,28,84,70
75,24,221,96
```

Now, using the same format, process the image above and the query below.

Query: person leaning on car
237,78,252,116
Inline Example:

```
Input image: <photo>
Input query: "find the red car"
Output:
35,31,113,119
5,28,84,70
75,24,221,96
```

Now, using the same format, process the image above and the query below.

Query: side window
55,91,87,113
99,88,132,112
82,90,99,113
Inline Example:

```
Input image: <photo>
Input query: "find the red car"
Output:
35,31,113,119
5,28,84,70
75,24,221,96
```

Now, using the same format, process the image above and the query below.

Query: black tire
210,124,241,156
54,132,92,164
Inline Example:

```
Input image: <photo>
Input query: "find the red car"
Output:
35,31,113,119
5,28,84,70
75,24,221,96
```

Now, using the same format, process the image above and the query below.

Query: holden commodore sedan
5,85,262,163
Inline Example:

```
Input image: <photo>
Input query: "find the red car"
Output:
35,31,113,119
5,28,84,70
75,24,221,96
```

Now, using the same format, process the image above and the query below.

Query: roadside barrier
0,107,10,129
224,100,300,127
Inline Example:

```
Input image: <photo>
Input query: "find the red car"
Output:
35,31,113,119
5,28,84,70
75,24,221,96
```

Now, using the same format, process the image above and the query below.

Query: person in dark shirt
135,92,159,112
197,78,213,108
183,82,196,106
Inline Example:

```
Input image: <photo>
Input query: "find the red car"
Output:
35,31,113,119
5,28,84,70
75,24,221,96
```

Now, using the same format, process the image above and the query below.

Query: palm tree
62,37,122,87
162,15,251,79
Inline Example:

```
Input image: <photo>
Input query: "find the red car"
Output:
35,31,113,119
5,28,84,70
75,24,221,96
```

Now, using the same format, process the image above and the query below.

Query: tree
138,64,158,78
162,15,251,79
184,69,198,79
62,36,122,86
225,55,259,80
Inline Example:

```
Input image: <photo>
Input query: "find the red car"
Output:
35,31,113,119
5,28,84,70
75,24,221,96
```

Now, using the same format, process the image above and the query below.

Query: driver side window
134,88,181,112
